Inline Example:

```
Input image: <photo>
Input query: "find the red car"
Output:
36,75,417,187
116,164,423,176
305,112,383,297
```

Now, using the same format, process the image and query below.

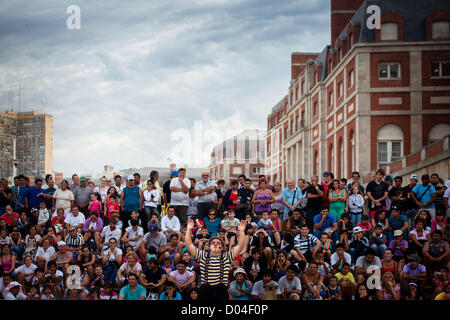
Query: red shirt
0,212,19,225
321,182,330,208
106,203,120,219
51,216,65,225
228,191,239,209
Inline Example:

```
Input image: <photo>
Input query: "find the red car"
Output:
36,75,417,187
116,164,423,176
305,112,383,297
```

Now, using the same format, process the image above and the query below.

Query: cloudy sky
0,0,330,176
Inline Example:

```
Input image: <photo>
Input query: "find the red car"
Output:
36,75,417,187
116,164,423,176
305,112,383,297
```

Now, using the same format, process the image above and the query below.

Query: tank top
272,193,285,212
255,192,271,212
228,191,238,209
429,241,446,258
90,201,101,214
123,186,140,212
329,189,346,220
1,255,12,272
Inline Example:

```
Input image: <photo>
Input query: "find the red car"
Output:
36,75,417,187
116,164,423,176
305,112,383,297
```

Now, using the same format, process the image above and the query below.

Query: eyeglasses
70,229,76,232
202,175,209,177
208,213,215,216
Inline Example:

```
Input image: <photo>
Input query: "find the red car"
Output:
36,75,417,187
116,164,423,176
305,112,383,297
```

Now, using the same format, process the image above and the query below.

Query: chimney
330,0,364,47
291,53,319,80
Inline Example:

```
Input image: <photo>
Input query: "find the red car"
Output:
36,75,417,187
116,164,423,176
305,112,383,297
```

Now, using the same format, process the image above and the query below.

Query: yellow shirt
434,292,449,300
336,272,355,287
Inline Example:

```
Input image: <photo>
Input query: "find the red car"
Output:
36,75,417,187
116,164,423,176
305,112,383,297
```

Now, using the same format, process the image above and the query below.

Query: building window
428,123,450,144
377,124,404,168
379,63,400,79
378,141,402,167
338,81,343,98
338,47,342,61
267,142,271,154
313,102,318,116
232,167,242,175
348,69,354,88
381,23,398,40
432,21,450,40
301,80,305,94
349,33,353,48
234,150,240,158
252,167,261,174
328,91,333,108
431,61,450,77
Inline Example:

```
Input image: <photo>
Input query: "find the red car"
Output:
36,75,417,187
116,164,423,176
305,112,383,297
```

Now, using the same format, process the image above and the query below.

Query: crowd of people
0,168,449,300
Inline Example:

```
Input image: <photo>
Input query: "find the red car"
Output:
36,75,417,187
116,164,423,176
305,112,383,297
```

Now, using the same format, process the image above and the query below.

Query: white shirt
125,226,144,249
16,263,38,281
65,212,86,227
101,226,122,246
5,292,28,300
94,186,108,203
35,246,56,262
195,179,217,203
143,189,160,208
104,247,123,261
251,280,281,298
330,252,352,266
170,177,191,206
160,215,181,233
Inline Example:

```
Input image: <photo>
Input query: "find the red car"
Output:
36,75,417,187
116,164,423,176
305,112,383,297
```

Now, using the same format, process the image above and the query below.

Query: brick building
209,129,265,185
0,110,53,181
265,0,450,185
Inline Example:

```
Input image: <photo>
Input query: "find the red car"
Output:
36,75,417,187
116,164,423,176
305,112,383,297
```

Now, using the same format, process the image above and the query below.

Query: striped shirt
194,248,235,286
293,234,319,254
65,233,84,248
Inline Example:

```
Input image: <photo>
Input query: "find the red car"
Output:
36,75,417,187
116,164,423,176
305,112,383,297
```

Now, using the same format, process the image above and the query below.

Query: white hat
353,226,363,233
233,268,247,277
57,241,66,247
127,175,135,181
10,281,21,288
393,230,403,237
410,174,419,181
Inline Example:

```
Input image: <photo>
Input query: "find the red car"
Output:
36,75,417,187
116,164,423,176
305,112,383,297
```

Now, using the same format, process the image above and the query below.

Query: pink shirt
90,201,101,214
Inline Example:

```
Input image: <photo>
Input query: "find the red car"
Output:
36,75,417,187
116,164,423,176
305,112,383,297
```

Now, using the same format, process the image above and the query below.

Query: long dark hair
150,171,159,184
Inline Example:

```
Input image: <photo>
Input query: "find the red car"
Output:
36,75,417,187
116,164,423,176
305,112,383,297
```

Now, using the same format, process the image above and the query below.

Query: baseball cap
80,176,87,182
391,205,400,212
353,226,363,233
409,254,419,262
10,281,21,288
410,174,419,181
393,230,403,237
127,175,135,181
170,170,179,177
233,268,247,277
323,171,331,176
148,224,158,233
57,240,66,247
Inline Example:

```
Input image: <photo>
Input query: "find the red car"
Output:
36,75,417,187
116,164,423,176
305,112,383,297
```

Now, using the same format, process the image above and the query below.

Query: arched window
349,130,355,173
377,124,404,168
338,138,344,179
329,145,334,174
314,150,319,175
429,123,450,144
381,23,398,40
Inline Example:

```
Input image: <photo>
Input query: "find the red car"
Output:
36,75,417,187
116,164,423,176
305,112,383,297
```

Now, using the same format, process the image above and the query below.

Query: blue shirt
388,214,407,230
203,217,222,236
281,187,303,214
159,291,182,300
44,188,56,209
119,284,146,300
17,186,29,209
27,187,44,210
123,186,141,212
412,184,436,209
313,214,337,232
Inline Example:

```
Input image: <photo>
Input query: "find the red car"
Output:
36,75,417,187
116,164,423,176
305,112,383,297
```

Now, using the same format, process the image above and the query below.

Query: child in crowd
335,262,355,300
357,215,372,238
88,193,102,215
326,275,341,300
348,185,364,225
37,201,50,234
99,282,118,300
104,195,119,224
369,224,388,258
